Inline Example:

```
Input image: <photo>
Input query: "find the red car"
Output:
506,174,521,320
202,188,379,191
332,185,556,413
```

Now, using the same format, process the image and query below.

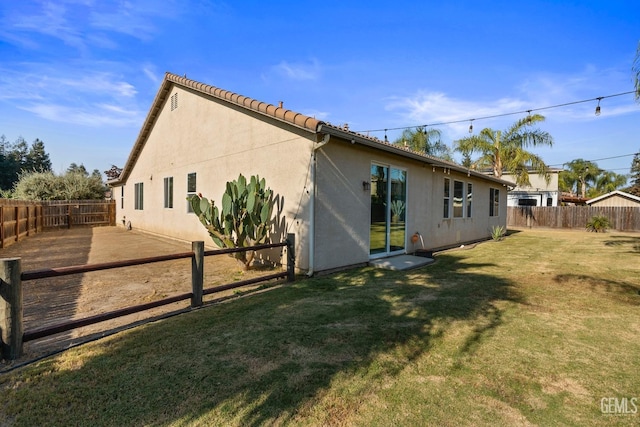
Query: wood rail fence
0,236,296,360
507,206,640,231
0,200,116,248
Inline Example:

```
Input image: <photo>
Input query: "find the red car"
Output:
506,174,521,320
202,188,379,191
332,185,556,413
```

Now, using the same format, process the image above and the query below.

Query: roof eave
317,124,515,188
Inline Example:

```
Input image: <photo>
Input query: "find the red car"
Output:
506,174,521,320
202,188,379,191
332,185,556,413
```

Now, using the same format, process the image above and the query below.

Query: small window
187,172,197,213
518,198,537,206
453,180,464,218
134,182,144,210
467,183,473,218
170,92,178,111
164,177,173,208
546,197,553,206
443,178,451,219
120,186,124,209
490,188,500,216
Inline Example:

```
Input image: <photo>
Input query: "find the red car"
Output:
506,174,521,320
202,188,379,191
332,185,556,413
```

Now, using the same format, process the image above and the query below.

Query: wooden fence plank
507,206,640,231
0,200,116,248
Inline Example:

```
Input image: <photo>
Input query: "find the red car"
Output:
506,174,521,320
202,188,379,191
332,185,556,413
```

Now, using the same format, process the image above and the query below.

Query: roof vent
170,92,178,111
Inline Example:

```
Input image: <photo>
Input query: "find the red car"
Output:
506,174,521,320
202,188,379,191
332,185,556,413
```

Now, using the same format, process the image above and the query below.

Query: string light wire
357,90,636,134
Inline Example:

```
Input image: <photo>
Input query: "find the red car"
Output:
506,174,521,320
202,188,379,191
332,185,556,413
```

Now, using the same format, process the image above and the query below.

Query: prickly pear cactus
187,174,274,269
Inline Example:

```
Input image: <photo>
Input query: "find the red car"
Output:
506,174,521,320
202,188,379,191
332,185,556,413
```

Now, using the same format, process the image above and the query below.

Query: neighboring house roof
110,72,514,187
560,192,589,205
586,190,640,205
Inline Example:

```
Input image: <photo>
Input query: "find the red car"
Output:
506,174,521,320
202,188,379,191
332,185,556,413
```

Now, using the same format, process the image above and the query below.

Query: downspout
307,132,331,277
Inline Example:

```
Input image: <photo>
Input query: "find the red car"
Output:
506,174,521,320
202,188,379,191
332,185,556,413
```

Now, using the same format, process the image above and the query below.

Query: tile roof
165,73,322,132
109,72,514,187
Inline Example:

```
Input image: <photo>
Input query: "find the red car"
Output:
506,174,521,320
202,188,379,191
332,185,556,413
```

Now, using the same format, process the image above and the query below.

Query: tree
634,41,640,100
24,139,52,172
453,114,553,186
589,170,627,198
624,151,640,196
104,165,123,180
0,135,53,191
559,159,598,198
393,127,453,161
560,159,627,199
67,163,89,176
11,169,106,200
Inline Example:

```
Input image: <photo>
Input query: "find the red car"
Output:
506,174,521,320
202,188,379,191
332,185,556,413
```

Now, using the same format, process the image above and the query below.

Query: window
443,178,451,218
467,183,473,218
490,188,500,216
164,177,173,208
120,186,124,209
546,197,553,206
453,180,464,218
170,92,178,111
518,198,537,206
187,172,197,213
134,182,144,210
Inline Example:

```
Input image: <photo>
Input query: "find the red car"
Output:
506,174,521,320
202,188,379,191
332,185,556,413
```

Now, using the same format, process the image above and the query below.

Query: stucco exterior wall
314,140,508,271
504,171,560,207
113,84,315,270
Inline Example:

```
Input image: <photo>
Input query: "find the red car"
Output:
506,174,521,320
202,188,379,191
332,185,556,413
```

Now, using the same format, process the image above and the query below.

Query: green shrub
586,215,611,233
491,225,506,241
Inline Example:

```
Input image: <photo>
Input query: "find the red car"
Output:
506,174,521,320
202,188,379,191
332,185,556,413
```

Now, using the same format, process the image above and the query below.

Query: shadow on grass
1,254,523,426
553,273,640,304
604,234,640,253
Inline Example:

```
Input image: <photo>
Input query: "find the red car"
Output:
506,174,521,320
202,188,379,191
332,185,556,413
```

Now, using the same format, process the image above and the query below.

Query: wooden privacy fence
0,200,116,248
0,200,42,249
508,206,640,231
0,236,296,360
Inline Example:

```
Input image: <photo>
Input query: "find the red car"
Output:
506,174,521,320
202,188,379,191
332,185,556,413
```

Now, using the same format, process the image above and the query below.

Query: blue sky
1,0,639,179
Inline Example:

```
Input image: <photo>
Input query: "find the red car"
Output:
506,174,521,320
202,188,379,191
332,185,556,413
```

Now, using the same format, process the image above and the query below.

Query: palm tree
393,127,453,161
634,41,640,100
559,159,599,198
588,170,627,197
453,114,553,186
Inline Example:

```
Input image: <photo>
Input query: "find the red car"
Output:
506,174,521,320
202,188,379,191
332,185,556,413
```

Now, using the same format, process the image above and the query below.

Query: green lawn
1,229,639,426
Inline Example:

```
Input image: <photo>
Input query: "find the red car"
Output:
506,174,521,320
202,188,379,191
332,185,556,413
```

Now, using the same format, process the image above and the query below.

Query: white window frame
164,177,173,209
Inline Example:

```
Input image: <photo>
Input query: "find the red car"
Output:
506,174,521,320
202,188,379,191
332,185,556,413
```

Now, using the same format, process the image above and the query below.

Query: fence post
14,206,19,243
191,241,204,307
0,206,4,249
0,258,23,360
286,233,295,282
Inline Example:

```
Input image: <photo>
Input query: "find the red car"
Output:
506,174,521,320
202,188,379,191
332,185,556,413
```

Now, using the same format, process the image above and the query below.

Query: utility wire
357,90,636,134
547,152,639,167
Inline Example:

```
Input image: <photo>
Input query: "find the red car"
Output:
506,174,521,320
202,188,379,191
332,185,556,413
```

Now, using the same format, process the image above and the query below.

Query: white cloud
386,67,639,138
22,103,143,127
0,66,142,127
386,92,527,137
142,65,162,85
1,0,185,52
273,59,321,81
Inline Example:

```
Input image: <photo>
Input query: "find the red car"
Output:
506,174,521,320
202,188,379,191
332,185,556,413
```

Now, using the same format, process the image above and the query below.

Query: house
502,169,562,207
586,190,640,207
108,72,512,275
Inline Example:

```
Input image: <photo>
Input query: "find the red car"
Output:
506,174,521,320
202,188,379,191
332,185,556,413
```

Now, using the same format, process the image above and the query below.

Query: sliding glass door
370,164,407,257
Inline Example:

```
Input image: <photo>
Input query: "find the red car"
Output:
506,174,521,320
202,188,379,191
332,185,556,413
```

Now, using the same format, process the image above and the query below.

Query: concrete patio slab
368,254,435,271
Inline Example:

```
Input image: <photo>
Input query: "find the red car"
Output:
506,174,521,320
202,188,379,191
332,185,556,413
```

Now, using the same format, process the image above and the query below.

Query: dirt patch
0,226,283,367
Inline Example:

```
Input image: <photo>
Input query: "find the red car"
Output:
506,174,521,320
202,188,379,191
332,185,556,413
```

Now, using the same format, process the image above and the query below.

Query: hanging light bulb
595,97,602,116
384,129,388,143
526,110,532,125
468,120,474,134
